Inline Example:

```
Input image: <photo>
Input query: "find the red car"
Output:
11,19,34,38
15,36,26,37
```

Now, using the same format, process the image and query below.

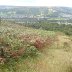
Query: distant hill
0,6,72,24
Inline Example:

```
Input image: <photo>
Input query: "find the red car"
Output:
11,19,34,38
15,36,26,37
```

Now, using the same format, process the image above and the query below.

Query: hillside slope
0,21,72,72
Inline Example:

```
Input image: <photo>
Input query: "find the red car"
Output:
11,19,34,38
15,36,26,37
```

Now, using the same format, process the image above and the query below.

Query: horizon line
0,5,72,8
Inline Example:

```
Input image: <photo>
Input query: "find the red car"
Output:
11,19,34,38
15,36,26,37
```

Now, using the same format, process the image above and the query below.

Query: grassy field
0,21,72,72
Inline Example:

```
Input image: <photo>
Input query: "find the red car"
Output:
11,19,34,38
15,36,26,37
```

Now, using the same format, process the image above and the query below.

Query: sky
0,0,72,7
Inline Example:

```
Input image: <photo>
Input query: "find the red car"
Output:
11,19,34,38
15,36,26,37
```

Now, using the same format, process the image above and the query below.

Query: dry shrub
0,57,6,64
34,37,54,50
18,34,39,42
18,34,45,49
9,48,25,58
0,33,55,61
18,34,54,50
34,37,45,49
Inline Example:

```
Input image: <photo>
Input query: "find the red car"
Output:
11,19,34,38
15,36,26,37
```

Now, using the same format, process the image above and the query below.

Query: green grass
0,21,72,72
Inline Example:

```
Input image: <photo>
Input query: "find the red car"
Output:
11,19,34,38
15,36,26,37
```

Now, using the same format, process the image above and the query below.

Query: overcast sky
0,0,72,7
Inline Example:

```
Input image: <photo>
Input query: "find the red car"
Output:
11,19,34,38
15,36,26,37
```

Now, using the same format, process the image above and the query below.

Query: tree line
24,21,72,35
